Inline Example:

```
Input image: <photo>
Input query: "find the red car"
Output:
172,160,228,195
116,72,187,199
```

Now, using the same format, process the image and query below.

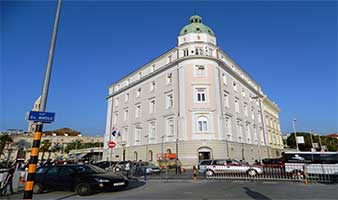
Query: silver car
204,159,263,177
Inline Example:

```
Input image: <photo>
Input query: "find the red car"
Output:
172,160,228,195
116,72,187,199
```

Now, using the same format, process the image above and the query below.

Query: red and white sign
108,141,116,149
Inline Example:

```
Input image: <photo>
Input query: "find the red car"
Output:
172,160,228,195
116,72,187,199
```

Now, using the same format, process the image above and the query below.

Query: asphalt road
4,180,338,200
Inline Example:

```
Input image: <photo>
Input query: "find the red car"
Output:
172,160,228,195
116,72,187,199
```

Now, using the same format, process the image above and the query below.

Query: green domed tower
179,15,215,36
177,15,217,46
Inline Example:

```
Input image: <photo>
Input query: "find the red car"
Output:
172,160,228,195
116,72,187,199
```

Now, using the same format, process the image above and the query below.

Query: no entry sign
108,141,116,149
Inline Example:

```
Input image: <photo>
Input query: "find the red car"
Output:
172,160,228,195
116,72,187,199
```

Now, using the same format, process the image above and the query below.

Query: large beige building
103,15,283,166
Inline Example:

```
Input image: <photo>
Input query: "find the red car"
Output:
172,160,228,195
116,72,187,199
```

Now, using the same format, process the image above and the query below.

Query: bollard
144,168,147,181
193,166,198,181
303,165,308,184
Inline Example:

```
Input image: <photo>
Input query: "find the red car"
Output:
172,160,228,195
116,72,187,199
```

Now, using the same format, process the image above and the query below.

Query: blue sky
1,1,337,136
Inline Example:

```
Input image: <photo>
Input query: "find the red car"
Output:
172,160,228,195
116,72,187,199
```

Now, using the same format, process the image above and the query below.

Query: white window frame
167,119,175,137
135,104,141,118
149,98,156,114
234,98,240,113
196,88,207,103
124,109,128,121
224,91,229,108
150,81,155,91
194,65,207,77
166,73,172,85
125,93,129,102
197,116,208,132
136,88,141,97
166,93,174,109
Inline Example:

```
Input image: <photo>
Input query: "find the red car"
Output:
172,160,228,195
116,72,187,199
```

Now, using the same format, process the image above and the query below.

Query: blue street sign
28,111,55,123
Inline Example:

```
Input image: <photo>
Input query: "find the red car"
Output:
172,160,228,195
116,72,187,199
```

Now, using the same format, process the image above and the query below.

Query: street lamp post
24,0,62,199
292,119,299,151
161,135,165,159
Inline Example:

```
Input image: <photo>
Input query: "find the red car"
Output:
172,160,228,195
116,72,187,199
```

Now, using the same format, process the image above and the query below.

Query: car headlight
94,178,110,183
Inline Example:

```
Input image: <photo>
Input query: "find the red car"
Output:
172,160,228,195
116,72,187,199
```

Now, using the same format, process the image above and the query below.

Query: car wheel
247,169,257,177
75,183,92,196
205,170,214,177
33,182,43,194
292,170,304,180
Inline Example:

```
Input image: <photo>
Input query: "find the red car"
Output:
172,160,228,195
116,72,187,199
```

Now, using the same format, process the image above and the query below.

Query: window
233,81,237,91
125,93,129,102
195,65,206,76
236,120,243,141
166,94,173,109
251,106,255,119
135,127,141,145
136,88,141,97
244,103,248,116
168,55,172,63
225,117,232,138
114,98,119,106
149,99,156,113
149,122,156,139
224,91,229,108
113,112,118,124
148,150,153,162
150,81,155,91
183,48,189,56
242,88,246,97
167,119,174,136
123,127,128,143
135,105,141,118
222,73,227,85
253,125,257,143
234,98,239,113
46,167,60,175
151,65,155,73
124,109,128,121
134,151,138,160
246,123,251,142
197,116,208,132
138,72,142,80
196,88,206,102
209,48,214,57
166,73,172,84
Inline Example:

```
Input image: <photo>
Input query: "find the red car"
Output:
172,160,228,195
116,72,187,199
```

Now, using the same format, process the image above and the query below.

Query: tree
40,140,52,161
287,132,338,152
0,134,13,157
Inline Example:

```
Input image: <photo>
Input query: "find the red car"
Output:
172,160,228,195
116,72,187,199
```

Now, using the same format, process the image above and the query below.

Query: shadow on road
55,193,77,200
243,187,271,200
105,180,146,193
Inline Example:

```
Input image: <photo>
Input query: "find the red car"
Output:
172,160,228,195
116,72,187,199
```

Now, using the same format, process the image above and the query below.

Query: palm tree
40,140,52,161
0,134,13,158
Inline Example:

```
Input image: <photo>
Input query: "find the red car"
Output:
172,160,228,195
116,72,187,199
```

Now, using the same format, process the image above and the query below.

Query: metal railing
131,164,338,184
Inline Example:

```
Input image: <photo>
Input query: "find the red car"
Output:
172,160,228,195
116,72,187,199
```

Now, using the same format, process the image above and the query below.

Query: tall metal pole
292,119,299,151
309,130,314,151
23,0,62,199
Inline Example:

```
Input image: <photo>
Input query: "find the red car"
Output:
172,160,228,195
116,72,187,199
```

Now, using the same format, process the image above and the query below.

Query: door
57,167,77,190
198,152,210,162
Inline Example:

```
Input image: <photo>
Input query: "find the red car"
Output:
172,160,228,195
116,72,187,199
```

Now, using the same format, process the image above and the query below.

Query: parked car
33,164,128,196
198,160,213,174
130,161,161,176
93,161,118,170
202,159,263,177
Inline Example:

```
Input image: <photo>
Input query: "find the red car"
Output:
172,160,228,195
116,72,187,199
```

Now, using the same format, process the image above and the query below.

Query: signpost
296,136,304,144
108,141,116,149
28,111,55,123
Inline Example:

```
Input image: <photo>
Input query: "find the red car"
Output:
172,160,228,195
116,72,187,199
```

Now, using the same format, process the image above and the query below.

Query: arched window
197,116,208,132
134,151,138,161
148,150,153,162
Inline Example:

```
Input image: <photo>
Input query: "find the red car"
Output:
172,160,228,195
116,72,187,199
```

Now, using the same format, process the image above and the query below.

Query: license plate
114,182,125,186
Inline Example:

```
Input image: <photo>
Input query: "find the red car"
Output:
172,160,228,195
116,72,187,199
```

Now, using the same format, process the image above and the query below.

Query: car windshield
74,165,107,174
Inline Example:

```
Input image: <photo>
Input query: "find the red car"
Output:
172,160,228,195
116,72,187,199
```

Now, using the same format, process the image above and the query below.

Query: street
4,180,338,200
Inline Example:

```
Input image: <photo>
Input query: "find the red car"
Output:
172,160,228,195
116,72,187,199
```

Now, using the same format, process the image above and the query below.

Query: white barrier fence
203,164,338,183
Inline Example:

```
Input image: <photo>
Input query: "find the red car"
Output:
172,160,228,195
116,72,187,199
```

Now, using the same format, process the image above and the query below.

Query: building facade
103,15,283,166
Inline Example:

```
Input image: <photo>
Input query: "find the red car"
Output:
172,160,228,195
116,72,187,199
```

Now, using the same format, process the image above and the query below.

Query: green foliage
64,140,103,153
287,132,338,151
0,134,14,156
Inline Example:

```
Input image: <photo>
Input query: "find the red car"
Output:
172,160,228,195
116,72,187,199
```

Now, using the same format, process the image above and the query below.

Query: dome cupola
179,15,215,36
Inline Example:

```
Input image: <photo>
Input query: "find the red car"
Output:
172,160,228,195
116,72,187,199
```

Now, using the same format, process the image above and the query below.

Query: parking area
4,179,338,200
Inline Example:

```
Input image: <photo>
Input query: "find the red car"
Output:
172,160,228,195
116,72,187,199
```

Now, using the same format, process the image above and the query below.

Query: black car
33,164,128,196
